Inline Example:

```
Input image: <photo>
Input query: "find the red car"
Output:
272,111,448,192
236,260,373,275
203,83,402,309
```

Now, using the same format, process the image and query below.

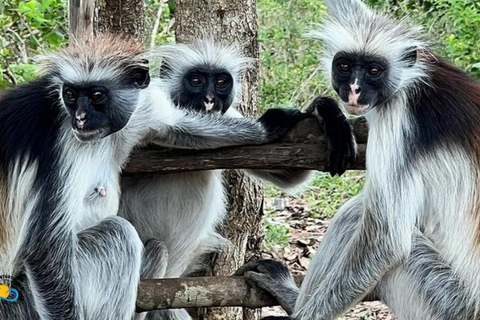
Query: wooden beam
124,117,368,176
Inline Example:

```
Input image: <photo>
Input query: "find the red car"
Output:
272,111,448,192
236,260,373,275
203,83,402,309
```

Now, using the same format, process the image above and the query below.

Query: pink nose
348,83,361,105
75,111,87,128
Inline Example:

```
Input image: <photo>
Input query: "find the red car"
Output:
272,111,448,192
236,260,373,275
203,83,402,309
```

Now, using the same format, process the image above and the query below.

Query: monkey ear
402,46,418,68
131,66,151,89
325,0,370,23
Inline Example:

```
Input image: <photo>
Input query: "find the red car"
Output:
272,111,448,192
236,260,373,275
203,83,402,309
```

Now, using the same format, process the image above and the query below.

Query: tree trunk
69,0,144,39
174,1,262,319
69,0,95,37
95,0,145,40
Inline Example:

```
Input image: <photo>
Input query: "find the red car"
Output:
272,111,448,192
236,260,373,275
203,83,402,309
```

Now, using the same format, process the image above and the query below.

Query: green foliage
0,0,67,88
263,215,290,248
428,0,480,78
305,171,364,218
258,0,331,111
266,171,365,219
144,0,175,48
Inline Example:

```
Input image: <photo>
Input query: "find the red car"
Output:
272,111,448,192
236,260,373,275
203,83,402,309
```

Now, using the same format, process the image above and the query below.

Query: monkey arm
221,107,314,189
305,96,357,176
147,105,307,150
295,183,420,319
226,97,356,190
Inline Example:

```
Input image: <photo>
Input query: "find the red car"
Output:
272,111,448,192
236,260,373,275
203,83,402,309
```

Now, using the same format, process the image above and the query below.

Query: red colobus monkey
237,1,480,319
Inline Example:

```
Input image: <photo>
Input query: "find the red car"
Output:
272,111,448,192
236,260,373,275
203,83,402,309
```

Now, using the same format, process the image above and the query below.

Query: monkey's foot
235,259,298,315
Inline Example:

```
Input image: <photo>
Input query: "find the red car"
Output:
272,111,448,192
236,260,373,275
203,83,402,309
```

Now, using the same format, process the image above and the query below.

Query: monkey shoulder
0,77,63,170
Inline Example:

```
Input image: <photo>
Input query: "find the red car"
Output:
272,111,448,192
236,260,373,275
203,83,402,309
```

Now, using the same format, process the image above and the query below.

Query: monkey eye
189,76,203,87
90,91,106,103
338,63,351,73
216,77,229,88
368,67,382,76
63,87,77,103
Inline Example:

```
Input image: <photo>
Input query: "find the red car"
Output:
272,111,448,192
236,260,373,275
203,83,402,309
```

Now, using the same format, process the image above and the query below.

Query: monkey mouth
343,102,371,116
204,101,215,112
73,128,106,142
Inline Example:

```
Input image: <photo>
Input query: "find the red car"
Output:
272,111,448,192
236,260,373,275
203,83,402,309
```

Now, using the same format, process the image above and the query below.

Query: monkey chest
76,168,121,231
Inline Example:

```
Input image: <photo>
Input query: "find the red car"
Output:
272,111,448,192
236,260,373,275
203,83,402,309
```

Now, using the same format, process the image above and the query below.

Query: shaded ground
260,197,395,320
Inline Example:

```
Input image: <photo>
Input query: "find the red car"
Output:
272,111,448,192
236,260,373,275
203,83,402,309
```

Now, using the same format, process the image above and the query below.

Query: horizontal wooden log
124,117,368,175
136,275,377,312
137,275,302,312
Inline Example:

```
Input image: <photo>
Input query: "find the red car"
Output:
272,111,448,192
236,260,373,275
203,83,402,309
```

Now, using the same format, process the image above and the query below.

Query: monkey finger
244,271,296,314
305,96,340,120
235,259,284,276
325,143,346,176
234,260,262,276
243,271,278,296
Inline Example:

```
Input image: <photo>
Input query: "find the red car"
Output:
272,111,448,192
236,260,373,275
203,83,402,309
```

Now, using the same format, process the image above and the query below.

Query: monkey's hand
257,108,308,142
235,259,298,315
306,96,357,176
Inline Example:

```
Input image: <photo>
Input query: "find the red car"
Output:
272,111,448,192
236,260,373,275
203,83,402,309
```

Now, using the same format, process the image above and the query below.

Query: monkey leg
135,239,172,320
236,196,364,317
295,195,365,316
141,238,169,279
77,216,143,320
374,231,476,320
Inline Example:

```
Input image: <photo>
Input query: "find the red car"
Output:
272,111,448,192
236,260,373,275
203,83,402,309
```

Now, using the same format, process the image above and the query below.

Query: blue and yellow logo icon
0,284,18,302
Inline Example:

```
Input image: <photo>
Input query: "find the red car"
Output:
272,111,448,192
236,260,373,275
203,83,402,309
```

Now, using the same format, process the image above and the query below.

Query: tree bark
95,0,145,40
174,1,262,319
68,0,95,37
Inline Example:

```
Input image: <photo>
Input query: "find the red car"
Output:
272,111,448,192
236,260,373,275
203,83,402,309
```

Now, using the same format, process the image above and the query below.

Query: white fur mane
308,0,430,96
154,39,253,105
36,35,149,85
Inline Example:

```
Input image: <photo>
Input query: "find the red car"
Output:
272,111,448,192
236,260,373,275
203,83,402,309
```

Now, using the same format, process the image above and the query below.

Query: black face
331,52,392,115
62,66,150,142
174,67,235,114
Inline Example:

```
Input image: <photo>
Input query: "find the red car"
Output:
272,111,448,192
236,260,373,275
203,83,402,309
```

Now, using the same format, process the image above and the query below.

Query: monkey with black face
175,66,234,113
236,1,480,319
157,40,248,115
120,39,356,320
0,36,309,320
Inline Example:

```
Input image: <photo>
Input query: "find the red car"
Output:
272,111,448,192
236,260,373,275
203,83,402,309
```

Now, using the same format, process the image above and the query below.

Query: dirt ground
260,198,396,320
